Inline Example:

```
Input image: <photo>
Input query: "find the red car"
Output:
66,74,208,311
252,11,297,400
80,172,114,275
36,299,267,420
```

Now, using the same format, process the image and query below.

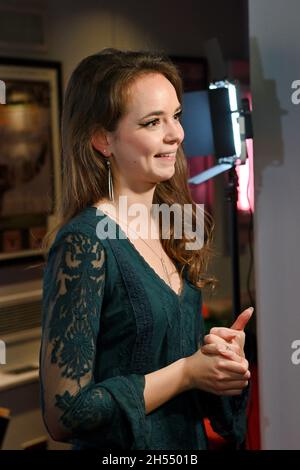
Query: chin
147,166,176,184
154,167,175,181
160,169,175,181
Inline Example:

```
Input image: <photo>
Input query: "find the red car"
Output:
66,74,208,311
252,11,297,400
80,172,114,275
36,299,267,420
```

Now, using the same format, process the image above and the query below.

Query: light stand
226,165,241,317
188,156,241,318
184,79,252,319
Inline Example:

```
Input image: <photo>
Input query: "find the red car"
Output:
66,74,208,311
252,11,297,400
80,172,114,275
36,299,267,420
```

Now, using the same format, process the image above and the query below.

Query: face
106,73,184,191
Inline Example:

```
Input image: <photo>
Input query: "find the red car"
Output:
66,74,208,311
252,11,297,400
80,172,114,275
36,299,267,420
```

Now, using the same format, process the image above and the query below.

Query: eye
140,110,182,128
174,110,182,121
141,118,160,128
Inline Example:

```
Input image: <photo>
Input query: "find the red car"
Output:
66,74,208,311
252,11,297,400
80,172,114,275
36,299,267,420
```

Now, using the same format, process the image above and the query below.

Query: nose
164,120,184,145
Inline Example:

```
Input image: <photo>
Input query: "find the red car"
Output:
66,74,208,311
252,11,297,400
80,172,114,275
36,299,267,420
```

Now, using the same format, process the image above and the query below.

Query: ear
91,129,111,156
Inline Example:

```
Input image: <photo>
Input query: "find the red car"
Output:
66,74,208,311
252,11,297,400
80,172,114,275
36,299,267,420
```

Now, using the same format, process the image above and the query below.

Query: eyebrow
140,105,182,120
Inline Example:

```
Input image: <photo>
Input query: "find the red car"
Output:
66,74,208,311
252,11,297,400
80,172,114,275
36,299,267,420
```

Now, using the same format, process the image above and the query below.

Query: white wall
249,0,300,449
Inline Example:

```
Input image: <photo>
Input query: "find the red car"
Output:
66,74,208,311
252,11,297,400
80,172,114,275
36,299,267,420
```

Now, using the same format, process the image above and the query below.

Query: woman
40,48,252,450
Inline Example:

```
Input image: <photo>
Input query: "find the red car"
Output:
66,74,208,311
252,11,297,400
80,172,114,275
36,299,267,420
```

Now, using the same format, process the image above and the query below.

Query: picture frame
0,57,62,262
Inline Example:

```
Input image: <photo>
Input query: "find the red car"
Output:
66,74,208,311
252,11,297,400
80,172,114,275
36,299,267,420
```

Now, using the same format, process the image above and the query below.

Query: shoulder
49,207,106,263
57,207,98,237
53,207,99,243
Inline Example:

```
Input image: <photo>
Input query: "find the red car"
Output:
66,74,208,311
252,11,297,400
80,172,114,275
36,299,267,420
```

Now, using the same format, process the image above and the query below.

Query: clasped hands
196,307,253,396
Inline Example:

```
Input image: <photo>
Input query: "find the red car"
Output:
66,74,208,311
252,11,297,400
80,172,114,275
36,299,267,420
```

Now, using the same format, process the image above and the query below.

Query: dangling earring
106,159,114,202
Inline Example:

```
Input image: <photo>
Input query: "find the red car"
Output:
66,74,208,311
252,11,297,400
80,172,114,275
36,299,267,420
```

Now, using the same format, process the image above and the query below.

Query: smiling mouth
154,153,176,159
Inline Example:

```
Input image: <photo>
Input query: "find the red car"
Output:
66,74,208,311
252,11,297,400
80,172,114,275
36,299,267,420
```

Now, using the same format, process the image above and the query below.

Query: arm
144,346,249,414
40,228,148,449
144,358,188,414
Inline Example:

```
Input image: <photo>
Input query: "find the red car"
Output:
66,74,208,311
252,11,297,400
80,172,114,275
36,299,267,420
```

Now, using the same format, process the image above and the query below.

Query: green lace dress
40,206,248,450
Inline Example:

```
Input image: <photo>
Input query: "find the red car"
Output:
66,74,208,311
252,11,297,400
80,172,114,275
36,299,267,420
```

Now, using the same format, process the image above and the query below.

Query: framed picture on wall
0,57,62,262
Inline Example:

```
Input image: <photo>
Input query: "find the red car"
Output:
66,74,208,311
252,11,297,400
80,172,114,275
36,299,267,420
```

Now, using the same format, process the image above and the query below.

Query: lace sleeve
40,229,149,449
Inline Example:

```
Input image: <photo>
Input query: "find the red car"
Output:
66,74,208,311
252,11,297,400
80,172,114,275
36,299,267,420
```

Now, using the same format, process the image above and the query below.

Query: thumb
230,307,254,331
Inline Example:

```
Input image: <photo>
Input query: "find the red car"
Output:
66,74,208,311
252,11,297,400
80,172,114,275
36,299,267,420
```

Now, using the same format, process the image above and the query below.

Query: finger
218,347,244,363
217,358,249,375
204,331,243,352
208,330,245,353
201,343,228,355
201,343,242,360
230,307,254,331
220,370,251,381
222,380,249,390
201,344,219,355
209,329,238,342
220,343,241,355
201,345,244,365
204,333,228,346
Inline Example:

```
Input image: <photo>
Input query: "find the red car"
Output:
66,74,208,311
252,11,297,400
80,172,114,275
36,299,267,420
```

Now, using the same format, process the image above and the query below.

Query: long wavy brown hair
44,48,215,289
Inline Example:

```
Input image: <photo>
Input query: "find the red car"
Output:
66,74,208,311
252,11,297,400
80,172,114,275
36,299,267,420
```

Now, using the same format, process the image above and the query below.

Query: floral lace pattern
40,227,148,447
48,232,105,385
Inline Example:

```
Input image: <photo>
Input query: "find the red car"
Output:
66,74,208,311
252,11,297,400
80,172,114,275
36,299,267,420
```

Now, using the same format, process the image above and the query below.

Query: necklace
99,207,175,290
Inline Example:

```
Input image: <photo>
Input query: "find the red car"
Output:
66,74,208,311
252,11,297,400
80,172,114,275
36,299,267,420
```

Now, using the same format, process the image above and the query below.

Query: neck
116,186,156,216
97,186,157,221
95,186,161,241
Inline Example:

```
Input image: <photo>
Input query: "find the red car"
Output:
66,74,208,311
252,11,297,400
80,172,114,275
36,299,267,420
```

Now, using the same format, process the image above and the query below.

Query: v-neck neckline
89,206,185,300
123,232,186,300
